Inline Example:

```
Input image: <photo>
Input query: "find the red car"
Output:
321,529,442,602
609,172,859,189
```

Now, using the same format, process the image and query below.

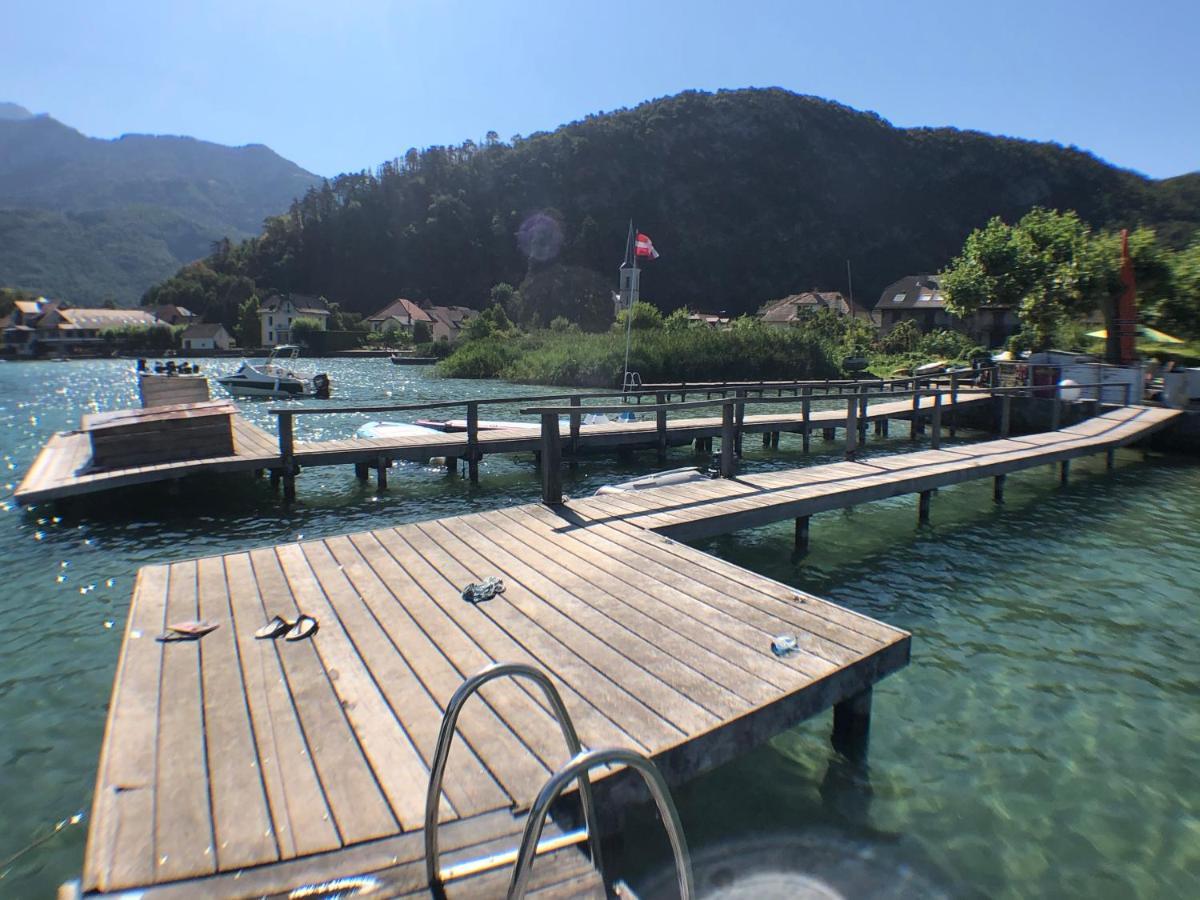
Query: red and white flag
635,232,660,259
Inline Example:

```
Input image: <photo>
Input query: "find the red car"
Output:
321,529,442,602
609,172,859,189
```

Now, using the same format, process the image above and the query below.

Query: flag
635,232,660,259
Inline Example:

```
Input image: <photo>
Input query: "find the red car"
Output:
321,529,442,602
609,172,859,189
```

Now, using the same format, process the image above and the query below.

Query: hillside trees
138,89,1198,328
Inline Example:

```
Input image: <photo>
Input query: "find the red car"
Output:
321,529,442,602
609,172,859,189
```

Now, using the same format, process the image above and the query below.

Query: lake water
0,359,1197,898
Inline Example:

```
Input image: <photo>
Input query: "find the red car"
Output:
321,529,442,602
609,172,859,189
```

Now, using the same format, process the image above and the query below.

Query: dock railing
265,370,988,499
522,376,1129,505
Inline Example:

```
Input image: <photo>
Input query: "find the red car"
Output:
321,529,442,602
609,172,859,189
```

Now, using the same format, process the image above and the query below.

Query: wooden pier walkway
76,402,1179,898
14,389,986,505
83,509,908,897
564,404,1183,540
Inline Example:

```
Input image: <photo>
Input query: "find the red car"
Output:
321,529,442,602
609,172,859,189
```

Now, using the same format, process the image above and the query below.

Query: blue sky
6,0,1198,179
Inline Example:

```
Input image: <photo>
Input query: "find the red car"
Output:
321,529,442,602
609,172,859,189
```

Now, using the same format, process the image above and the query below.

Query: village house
258,294,330,347
759,290,871,325
152,304,199,326
1,297,164,356
425,305,475,342
365,298,476,341
366,298,432,333
873,274,1019,348
181,322,235,351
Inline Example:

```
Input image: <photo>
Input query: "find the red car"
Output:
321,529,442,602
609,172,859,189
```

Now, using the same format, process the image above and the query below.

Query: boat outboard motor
313,373,331,399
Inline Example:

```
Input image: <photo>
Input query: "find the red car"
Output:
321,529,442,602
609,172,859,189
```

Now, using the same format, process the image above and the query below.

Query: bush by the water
438,316,844,386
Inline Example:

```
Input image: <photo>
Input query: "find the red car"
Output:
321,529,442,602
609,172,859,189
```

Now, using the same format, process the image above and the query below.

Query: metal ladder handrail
423,662,604,892
510,747,693,900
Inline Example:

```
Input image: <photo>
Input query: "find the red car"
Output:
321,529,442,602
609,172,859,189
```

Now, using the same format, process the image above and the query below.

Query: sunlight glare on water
0,358,1197,899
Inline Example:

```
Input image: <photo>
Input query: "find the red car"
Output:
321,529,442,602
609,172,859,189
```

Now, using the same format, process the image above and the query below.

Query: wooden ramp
566,405,1182,540
13,415,277,505
83,509,908,897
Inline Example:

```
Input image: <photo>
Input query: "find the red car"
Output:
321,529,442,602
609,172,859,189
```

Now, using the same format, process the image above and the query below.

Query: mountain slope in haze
159,88,1198,321
0,108,321,303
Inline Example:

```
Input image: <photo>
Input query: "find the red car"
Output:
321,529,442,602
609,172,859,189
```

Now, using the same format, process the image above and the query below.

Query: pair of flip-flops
461,576,505,604
157,620,219,642
255,614,319,641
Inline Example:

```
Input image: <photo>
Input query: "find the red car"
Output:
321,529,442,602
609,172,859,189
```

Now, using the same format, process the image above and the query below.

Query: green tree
662,307,692,332
614,300,663,330
412,320,432,344
942,209,1112,351
236,295,261,347
1158,235,1200,337
290,317,324,346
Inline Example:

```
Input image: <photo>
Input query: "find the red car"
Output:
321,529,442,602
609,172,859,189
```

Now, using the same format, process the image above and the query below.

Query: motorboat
354,421,444,440
417,413,616,432
217,345,331,399
595,467,711,495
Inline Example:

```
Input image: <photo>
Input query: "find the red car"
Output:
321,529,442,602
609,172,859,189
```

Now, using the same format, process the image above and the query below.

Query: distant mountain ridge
161,87,1198,322
0,106,321,303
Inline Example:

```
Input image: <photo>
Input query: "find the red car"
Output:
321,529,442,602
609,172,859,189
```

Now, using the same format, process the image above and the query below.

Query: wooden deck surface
79,403,1179,897
84,509,908,896
567,405,1181,539
13,416,278,505
16,391,985,504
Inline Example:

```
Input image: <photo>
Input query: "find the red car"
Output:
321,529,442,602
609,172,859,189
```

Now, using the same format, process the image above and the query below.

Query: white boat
595,467,710,495
354,421,444,440
217,346,330,399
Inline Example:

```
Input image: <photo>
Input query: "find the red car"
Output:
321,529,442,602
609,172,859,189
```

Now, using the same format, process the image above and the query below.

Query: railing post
277,412,296,502
1001,394,1012,437
720,401,737,478
1050,392,1062,431
911,384,922,439
931,391,942,449
569,395,581,452
845,396,858,459
734,387,746,456
950,370,959,437
540,412,562,505
802,387,812,453
656,391,667,463
858,385,869,444
1124,380,1132,407
466,401,480,484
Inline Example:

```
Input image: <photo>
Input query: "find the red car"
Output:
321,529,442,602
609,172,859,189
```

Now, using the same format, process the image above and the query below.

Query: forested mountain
0,106,320,303
149,88,1198,327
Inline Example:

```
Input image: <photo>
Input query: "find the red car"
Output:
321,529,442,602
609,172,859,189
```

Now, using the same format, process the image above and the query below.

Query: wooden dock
15,388,986,505
75,402,1180,898
563,405,1183,540
82,509,908,897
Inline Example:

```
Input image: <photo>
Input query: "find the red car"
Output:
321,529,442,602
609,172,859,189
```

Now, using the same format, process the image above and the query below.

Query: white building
259,294,330,347
181,323,235,351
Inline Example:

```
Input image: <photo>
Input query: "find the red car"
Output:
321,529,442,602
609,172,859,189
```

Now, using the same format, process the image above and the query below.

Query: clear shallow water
0,359,1197,898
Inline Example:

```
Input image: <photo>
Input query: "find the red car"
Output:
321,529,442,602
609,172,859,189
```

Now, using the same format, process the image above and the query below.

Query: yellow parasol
1085,325,1184,345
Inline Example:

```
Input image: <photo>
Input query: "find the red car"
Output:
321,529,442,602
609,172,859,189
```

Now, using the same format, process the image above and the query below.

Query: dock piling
376,455,388,491
540,413,563,505
1060,460,1070,485
918,489,932,525
794,515,810,554
1106,448,1115,471
1000,395,1012,437
802,388,812,453
467,401,480,483
831,687,873,763
845,397,858,459
993,474,1006,503
277,412,296,502
720,402,737,478
734,388,746,456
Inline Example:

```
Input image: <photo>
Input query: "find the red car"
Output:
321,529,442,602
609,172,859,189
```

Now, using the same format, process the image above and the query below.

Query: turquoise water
1,359,1197,898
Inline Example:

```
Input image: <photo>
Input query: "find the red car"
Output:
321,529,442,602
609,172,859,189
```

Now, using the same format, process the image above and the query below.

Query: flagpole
622,220,636,393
